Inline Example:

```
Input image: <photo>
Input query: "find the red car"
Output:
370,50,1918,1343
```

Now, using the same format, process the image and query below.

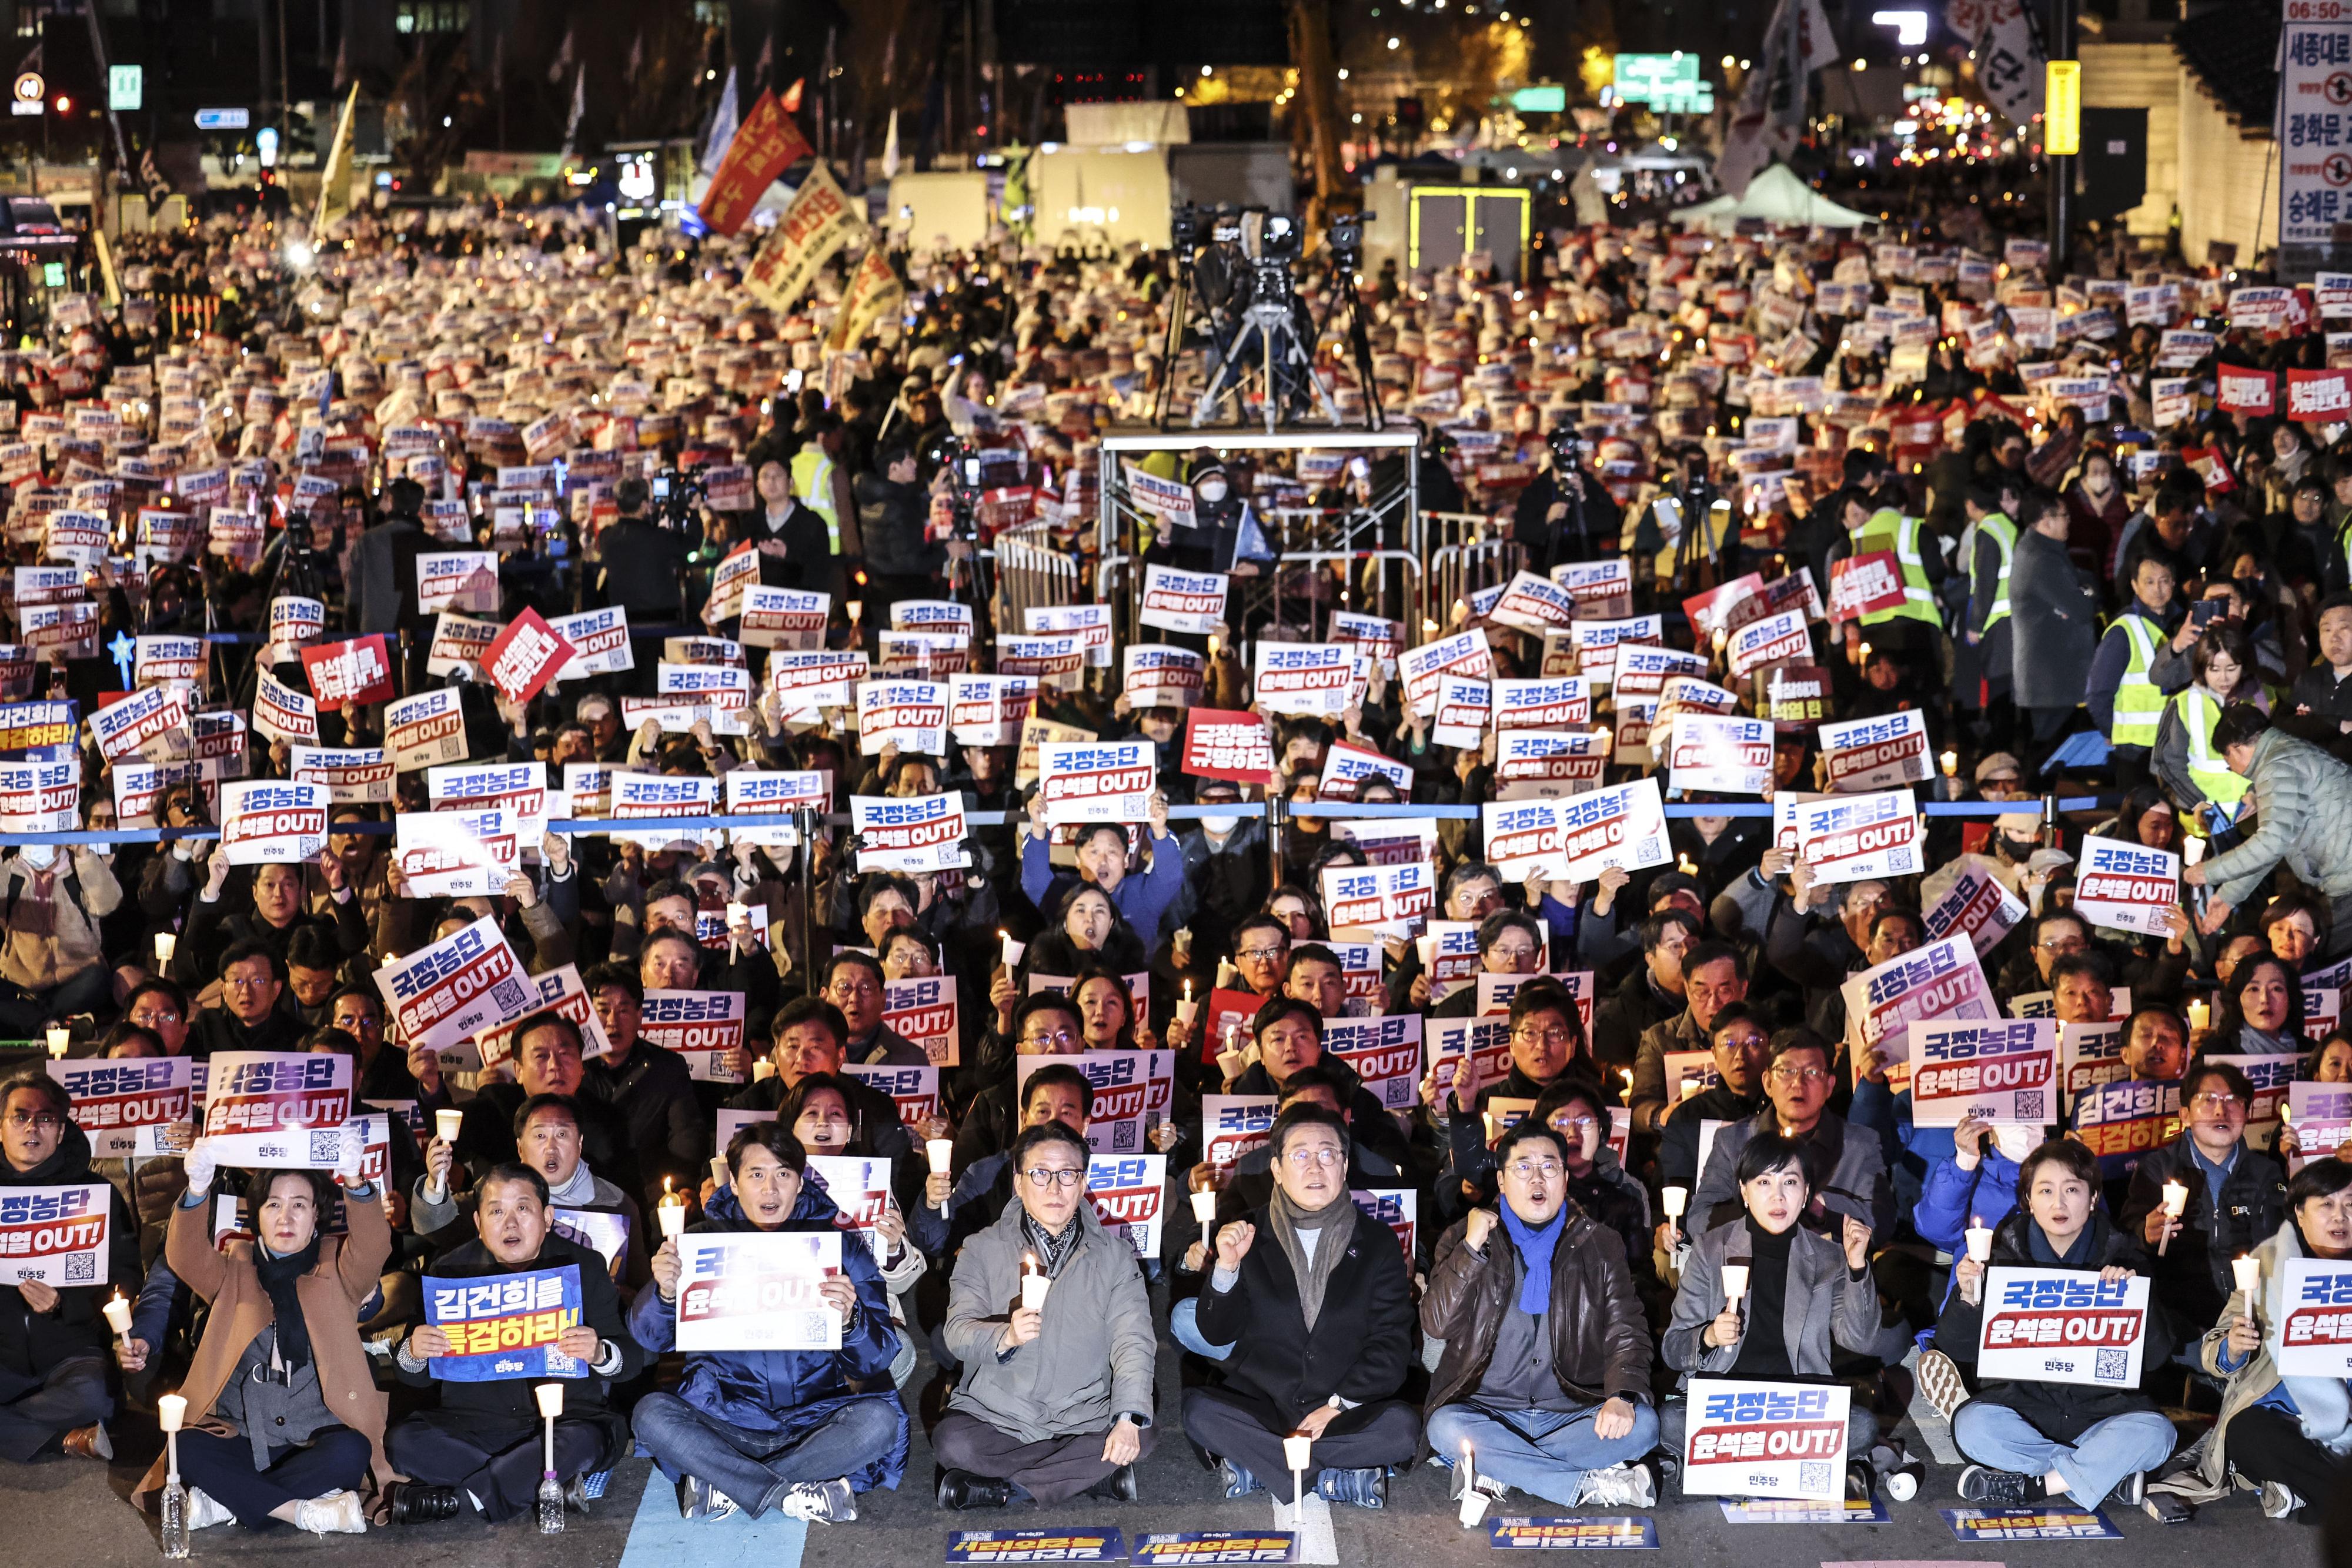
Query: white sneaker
774,1476,857,1524
292,1490,367,1535
2262,1480,2304,1519
1573,1463,1658,1509
184,1487,235,1530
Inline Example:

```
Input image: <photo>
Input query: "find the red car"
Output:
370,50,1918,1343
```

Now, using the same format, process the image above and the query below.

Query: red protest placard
1202,987,1269,1065
299,634,395,707
480,608,576,704
1182,707,1277,784
2289,367,2352,423
2217,365,2276,417
1828,551,1907,621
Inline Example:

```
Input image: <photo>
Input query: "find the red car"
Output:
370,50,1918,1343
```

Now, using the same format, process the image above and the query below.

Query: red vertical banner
697,91,814,236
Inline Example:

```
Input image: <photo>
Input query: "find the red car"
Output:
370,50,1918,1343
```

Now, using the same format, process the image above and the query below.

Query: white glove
333,1135,365,1190
182,1138,217,1196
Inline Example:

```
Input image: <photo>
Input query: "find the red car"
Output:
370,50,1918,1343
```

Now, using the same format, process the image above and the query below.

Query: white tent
1673,163,1870,232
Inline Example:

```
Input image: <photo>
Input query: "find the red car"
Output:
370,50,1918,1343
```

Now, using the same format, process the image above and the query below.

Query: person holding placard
1183,1104,1419,1513
386,1161,644,1524
2180,1156,2352,1517
135,1135,386,1532
1661,1131,1886,1504
412,1094,650,1298
0,1072,138,1463
935,1121,1157,1508
1926,1139,2183,1520
2122,1061,2287,1363
1691,1030,1895,1243
1019,807,1185,950
179,851,366,1001
1422,1119,1661,1509
630,1121,905,1523
1627,940,1748,1135
1225,998,1410,1171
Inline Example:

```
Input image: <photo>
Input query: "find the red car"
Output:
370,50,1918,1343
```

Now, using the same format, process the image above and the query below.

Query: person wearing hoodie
2171,1155,2352,1518
0,1072,139,1463
629,1120,906,1524
1921,1138,2183,1520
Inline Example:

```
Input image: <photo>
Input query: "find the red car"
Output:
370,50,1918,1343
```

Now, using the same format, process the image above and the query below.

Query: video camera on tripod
647,468,708,532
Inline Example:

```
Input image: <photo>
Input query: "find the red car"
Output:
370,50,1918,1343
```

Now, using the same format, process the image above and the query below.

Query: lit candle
1939,749,1959,778
1677,854,1696,875
1176,979,1199,1028
658,1177,687,1239
1720,1262,1751,1303
1859,641,1873,664
1965,1218,1994,1262
101,1290,132,1348
928,1138,954,1213
1000,929,1024,969
1191,1189,1218,1248
2159,1179,2188,1256
2233,1253,2261,1298
435,1108,463,1145
1216,957,1238,989
752,1057,777,1081
153,931,175,967
2188,998,2211,1034
1020,1251,1051,1310
847,600,863,623
1458,1439,1488,1526
156,1392,186,1433
45,1025,67,1059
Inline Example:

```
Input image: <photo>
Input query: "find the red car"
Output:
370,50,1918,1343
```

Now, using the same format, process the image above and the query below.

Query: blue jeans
1425,1400,1661,1509
1170,1297,1234,1361
1951,1400,2176,1509
632,1392,900,1516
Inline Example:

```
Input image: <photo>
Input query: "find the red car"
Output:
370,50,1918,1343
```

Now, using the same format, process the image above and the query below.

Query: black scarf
1021,1211,1083,1278
253,1233,322,1372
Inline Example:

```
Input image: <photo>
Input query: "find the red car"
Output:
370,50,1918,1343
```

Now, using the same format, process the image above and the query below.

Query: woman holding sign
2178,1157,2352,1519
132,1136,387,1532
1926,1139,2183,1520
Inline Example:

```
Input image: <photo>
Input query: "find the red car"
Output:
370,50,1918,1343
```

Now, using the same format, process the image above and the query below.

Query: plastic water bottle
536,1470,564,1534
159,1479,190,1559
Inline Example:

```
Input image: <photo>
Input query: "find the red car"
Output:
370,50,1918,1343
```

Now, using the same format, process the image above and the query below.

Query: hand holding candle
2159,1179,2188,1255
927,1138,954,1212
102,1290,132,1352
1020,1251,1051,1311
657,1176,688,1239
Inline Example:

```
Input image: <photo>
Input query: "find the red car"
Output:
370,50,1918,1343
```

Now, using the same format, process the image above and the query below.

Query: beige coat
133,1188,399,1510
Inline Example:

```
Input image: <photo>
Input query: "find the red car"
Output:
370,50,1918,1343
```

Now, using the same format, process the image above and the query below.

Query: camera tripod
1192,290,1341,433
1309,251,1386,432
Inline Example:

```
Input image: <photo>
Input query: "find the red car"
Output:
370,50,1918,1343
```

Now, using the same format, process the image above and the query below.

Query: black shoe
1084,1463,1139,1503
389,1482,463,1524
936,1469,1013,1510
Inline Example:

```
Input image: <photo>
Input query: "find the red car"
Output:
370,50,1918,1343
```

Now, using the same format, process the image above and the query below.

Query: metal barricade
992,523,1082,626
1427,519,1528,623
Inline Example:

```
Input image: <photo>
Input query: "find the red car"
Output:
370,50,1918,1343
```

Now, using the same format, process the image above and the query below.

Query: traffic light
1395,96,1424,130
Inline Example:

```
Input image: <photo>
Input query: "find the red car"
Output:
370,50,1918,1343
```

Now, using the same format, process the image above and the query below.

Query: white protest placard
856,680,948,755
997,633,1085,690
1569,615,1662,687
1323,1013,1425,1113
803,1154,893,1258
1086,1153,1169,1259
1818,710,1932,792
199,1051,352,1168
49,1056,192,1158
290,746,394,805
1203,1094,1279,1179
768,648,866,711
1488,570,1581,634
851,793,973,872
416,550,499,613
1667,713,1773,796
1038,740,1156,825
1315,859,1435,937
1017,1049,1176,1156
1495,677,1591,730
384,687,469,773
1727,608,1812,676
1432,675,1491,750
1121,646,1204,710
1795,789,1922,883
133,635,205,688
1496,731,1607,799
88,684,190,765
1027,603,1114,669
1923,861,2029,957
218,780,328,865
1426,1017,1512,1098
1613,644,1709,703
428,613,500,678
674,1229,843,1352
428,761,549,852
372,915,537,1059
1843,935,1997,1087
878,978,958,1068
2073,835,2181,937
471,964,614,1069
1253,641,1352,717
949,674,1038,746
1978,1268,2151,1388
1680,1378,1850,1500
2290,1082,2352,1170
395,808,519,898
1910,1019,2058,1128
0,756,77,833
1399,628,1492,716
1138,565,1230,636
2276,1258,2352,1376
250,668,319,745
1481,798,1572,881
0,1182,111,1286
1555,779,1672,882
608,773,719,854
641,989,750,1084
546,606,634,678
2057,1021,2126,1106
1553,556,1635,618
1318,740,1412,801
723,769,827,847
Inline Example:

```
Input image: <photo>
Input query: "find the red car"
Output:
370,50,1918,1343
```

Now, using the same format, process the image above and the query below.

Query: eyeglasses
2189,1092,2245,1112
1284,1147,1343,1169
3,1111,61,1130
223,976,275,990
828,981,880,1001
1511,1025,1573,1047
1021,1166,1084,1189
1769,1065,1833,1085
1023,1028,1078,1049
1489,945,1540,964
130,1008,182,1027
2037,937,2087,952
1555,1116,1600,1134
1506,1159,1566,1180
1237,946,1285,962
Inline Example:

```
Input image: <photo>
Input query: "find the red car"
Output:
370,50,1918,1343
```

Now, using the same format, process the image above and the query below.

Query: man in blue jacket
1018,806,1185,948
629,1121,906,1524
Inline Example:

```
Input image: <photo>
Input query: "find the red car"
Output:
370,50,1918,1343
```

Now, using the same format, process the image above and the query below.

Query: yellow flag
312,85,360,233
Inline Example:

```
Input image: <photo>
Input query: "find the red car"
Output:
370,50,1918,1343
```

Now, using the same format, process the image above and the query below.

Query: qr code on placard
491,977,527,1013
2095,1349,2127,1382
64,1252,94,1283
308,1130,340,1164
2014,1091,2045,1122
1110,1119,1140,1153
1799,1462,1830,1496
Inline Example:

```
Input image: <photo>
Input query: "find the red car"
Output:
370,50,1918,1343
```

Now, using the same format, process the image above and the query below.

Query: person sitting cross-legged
1422,1119,1661,1510
1182,1104,1419,1524
934,1120,1157,1509
629,1121,907,1523
1927,1138,2184,1523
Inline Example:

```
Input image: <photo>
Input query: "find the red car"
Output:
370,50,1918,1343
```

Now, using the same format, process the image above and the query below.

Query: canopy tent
1673,163,1870,231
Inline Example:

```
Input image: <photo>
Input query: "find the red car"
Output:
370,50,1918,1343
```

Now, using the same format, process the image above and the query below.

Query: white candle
102,1293,131,1340
45,1025,67,1058
1939,749,1959,778
2188,998,2211,1034
2161,1180,2189,1218
1965,1225,1994,1262
1216,957,1238,989
752,1057,777,1081
156,1393,185,1433
1720,1263,1751,1303
927,1138,954,1176
1282,1433,1313,1472
533,1382,564,1419
1415,933,1436,968
708,1156,729,1189
1020,1253,1051,1310
434,1108,463,1145
658,1184,688,1238
1191,1189,1218,1253
1000,930,1025,968
153,931,176,967
2233,1255,2261,1296
1662,1186,1688,1219
1175,979,1199,1027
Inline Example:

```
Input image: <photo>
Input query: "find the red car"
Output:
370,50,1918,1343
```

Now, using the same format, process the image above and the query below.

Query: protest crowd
18,170,2352,1562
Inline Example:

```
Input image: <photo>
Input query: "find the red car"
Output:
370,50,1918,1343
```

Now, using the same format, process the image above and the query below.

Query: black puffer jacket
1,1120,141,1377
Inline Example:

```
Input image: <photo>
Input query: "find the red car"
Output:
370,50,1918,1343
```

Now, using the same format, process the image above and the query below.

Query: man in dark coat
345,476,426,640
386,1161,644,1523
1511,430,1622,575
2011,488,2100,753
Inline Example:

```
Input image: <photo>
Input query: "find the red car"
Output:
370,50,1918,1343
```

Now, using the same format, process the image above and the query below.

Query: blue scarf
1498,1202,1566,1316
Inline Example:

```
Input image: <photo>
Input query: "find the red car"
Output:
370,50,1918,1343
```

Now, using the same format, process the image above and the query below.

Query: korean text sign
0,1182,110,1286
674,1229,843,1352
422,1265,586,1380
199,1051,352,1167
1680,1378,1850,1499
1977,1267,2150,1388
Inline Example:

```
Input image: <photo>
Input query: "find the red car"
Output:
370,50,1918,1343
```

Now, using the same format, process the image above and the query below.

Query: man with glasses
325,984,414,1101
1391,861,1506,1012
1994,910,2093,1008
820,951,926,1067
1628,940,1746,1135
1224,997,1411,1169
1424,1119,1659,1510
1183,1104,1419,1520
0,1072,138,1464
1591,909,1699,1074
188,940,305,1058
1429,910,1549,1020
1428,980,1599,1166
2120,1060,2286,1361
1693,1031,1893,1242
425,1012,644,1212
935,1121,1157,1509
578,961,709,1207
122,978,192,1057
1655,1002,1774,1206
1228,914,1292,1000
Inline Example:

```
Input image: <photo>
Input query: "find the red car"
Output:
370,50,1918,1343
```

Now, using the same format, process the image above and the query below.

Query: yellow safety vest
2174,685,2250,812
791,447,841,552
1855,509,1940,627
1975,511,2017,633
2109,614,2164,748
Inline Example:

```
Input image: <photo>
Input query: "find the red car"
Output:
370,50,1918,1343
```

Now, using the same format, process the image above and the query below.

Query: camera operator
1512,427,1622,575
862,437,965,607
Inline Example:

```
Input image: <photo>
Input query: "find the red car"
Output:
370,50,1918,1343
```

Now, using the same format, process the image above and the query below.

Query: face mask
18,842,53,869
1999,834,2037,862
1201,814,1241,834
1197,479,1228,503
